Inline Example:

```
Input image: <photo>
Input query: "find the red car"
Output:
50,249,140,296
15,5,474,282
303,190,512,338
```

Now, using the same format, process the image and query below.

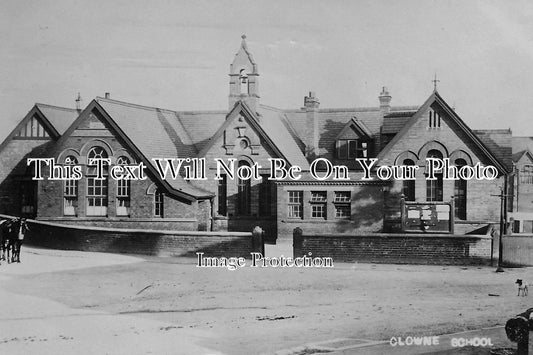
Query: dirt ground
0,246,531,355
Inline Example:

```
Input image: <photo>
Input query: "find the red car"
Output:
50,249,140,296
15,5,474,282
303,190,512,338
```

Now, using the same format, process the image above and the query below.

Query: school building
0,36,524,241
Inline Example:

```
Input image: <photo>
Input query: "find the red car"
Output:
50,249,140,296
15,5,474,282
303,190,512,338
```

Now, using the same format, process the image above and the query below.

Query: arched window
454,158,467,220
217,174,227,216
402,159,416,201
64,156,78,216
116,156,131,216
239,69,248,94
86,147,109,216
236,160,251,215
154,188,164,217
426,149,443,202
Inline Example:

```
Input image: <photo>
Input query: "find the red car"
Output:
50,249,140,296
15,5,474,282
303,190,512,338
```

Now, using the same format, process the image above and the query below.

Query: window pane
338,140,348,159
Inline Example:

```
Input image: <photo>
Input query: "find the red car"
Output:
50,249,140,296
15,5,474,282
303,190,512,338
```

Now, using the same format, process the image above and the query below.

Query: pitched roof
257,106,310,169
93,98,213,199
377,91,512,174
281,106,418,161
381,111,417,134
0,103,78,152
472,129,513,171
35,103,78,135
512,149,533,163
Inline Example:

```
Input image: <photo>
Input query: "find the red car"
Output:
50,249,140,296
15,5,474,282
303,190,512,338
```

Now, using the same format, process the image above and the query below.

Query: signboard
401,199,454,233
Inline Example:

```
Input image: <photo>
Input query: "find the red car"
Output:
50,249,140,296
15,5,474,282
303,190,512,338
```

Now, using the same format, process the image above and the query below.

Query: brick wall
34,107,203,229
0,138,52,215
379,105,504,223
21,218,263,258
276,181,385,241
293,228,492,265
502,234,533,267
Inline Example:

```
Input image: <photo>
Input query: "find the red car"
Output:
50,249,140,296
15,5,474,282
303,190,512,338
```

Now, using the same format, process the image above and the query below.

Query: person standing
0,219,6,264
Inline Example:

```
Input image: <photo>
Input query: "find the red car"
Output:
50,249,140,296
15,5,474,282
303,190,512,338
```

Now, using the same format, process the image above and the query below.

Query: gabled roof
376,91,512,174
513,137,533,156
35,104,79,135
0,104,78,152
56,99,213,200
280,105,418,161
512,149,533,164
335,117,372,140
198,101,310,170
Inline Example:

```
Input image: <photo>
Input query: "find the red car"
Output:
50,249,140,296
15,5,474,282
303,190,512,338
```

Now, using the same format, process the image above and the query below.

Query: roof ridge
96,97,179,114
261,104,419,113
96,97,228,115
35,103,78,112
473,129,512,133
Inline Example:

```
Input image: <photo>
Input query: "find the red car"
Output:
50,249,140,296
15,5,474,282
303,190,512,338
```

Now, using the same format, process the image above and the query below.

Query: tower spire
229,35,259,111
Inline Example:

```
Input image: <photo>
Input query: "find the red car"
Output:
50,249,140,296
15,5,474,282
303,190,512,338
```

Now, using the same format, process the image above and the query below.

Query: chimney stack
105,92,110,99
378,87,392,114
303,91,320,158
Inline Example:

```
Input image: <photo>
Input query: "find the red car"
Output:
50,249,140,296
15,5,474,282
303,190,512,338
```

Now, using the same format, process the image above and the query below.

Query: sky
1,0,533,142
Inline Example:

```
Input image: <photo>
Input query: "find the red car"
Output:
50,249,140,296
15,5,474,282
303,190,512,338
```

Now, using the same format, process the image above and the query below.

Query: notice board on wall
401,199,454,233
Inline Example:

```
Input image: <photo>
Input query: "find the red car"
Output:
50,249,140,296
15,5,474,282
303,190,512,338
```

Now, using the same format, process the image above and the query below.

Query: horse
0,219,7,263
12,218,29,263
0,219,16,263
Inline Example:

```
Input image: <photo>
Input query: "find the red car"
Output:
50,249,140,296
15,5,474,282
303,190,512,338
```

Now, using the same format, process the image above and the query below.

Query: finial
75,92,82,112
432,73,440,92
240,34,248,50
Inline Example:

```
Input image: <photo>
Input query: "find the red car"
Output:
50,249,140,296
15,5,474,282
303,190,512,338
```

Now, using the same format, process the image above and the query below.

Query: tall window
288,191,303,219
310,191,327,219
154,188,164,217
20,180,36,215
116,156,131,216
429,110,441,128
239,69,248,94
64,156,78,216
454,158,467,220
259,174,272,216
402,159,416,201
236,160,251,215
337,139,368,159
86,147,108,216
217,174,227,216
426,150,443,202
334,191,351,219
521,165,533,184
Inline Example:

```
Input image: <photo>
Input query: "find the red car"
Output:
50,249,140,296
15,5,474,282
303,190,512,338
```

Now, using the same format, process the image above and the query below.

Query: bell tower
229,35,259,111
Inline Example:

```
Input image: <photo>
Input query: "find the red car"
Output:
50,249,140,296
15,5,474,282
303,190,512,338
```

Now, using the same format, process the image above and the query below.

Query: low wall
0,215,262,258
502,234,533,267
293,228,492,265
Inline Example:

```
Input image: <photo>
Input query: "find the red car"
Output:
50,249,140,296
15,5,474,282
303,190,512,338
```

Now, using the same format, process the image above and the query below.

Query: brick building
509,138,533,232
0,36,517,240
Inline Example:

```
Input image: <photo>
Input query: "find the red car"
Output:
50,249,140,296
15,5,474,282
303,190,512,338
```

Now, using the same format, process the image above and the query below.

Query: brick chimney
303,91,320,158
379,87,391,114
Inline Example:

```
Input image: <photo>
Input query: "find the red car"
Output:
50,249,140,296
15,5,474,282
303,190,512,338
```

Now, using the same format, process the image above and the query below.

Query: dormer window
337,139,368,159
428,110,441,128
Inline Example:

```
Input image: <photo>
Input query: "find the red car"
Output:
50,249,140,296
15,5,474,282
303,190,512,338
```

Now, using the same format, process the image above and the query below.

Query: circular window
240,139,249,149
